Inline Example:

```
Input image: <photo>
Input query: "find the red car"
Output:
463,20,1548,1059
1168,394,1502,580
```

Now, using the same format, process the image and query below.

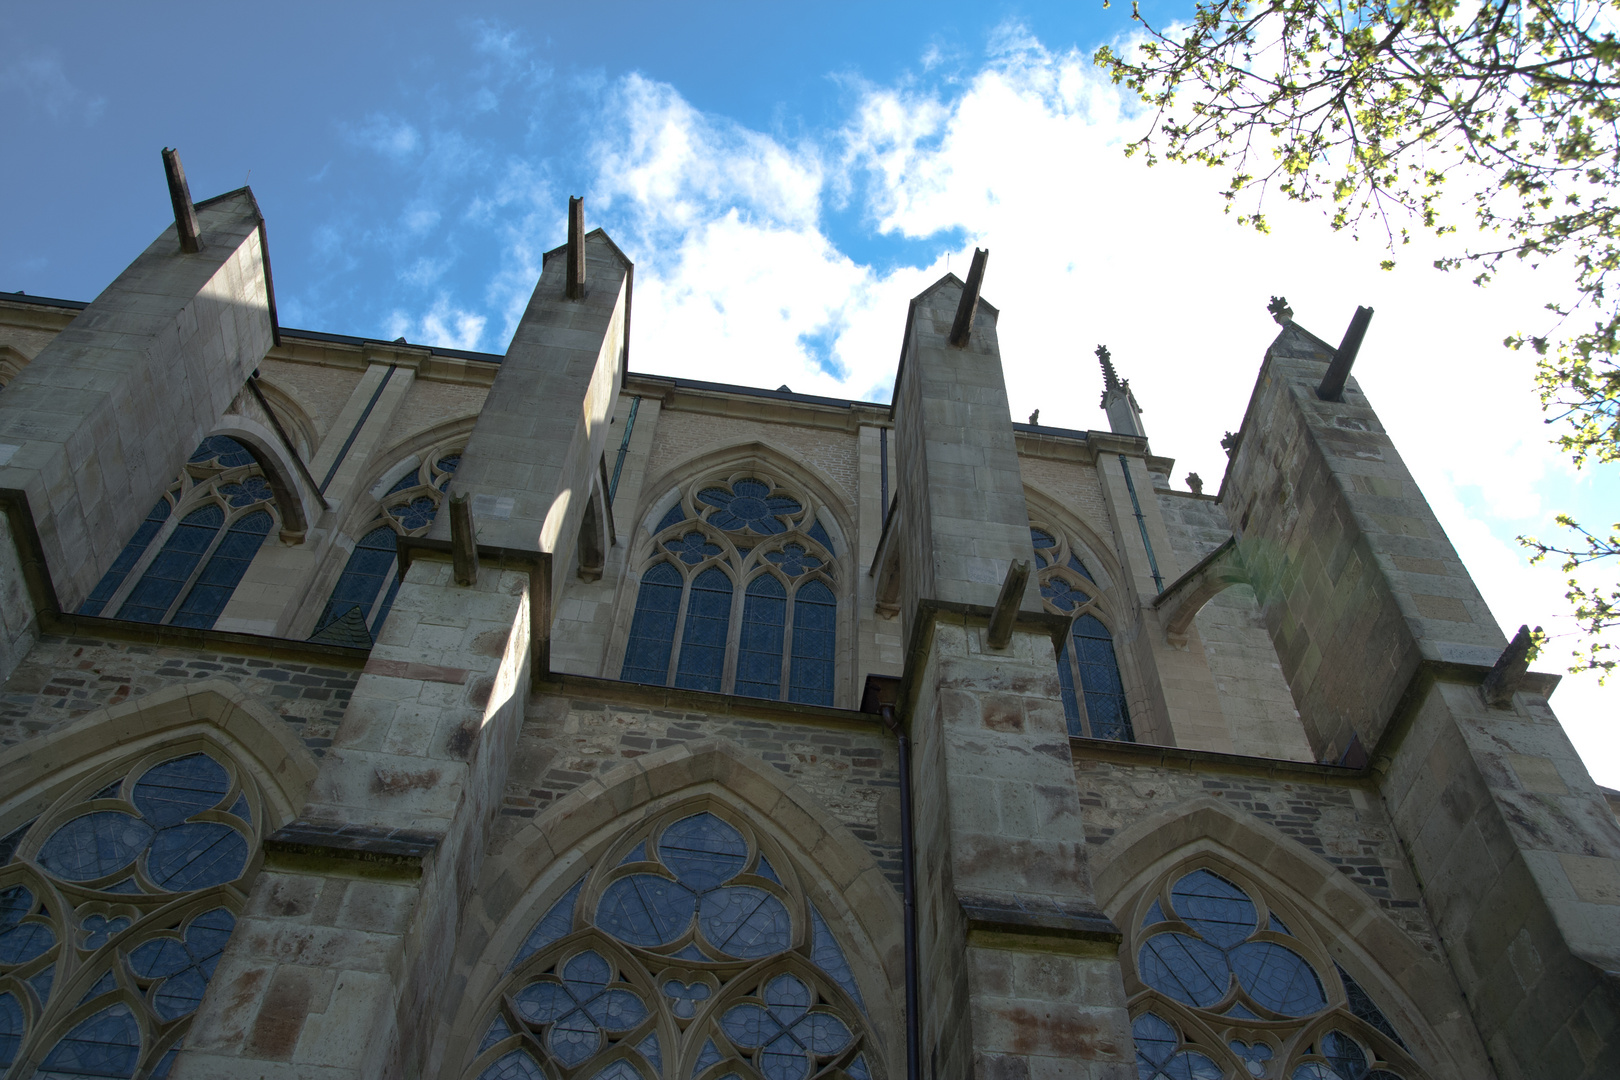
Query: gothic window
308,447,462,647
621,476,841,706
79,436,279,629
1029,525,1134,741
464,808,875,1080
0,747,264,1078
1124,865,1426,1080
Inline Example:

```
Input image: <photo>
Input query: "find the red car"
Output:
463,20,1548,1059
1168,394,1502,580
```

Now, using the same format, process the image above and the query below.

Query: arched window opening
464,808,875,1080
1124,864,1427,1080
620,475,841,704
308,447,461,648
81,437,280,629
1030,525,1134,741
0,746,266,1077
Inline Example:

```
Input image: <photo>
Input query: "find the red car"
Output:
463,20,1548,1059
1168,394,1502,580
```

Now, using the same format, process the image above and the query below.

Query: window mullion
666,572,695,686
162,504,232,624
103,505,180,617
779,586,797,702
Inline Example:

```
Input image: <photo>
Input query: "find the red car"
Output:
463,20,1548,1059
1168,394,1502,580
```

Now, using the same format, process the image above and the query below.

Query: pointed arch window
79,436,279,629
463,807,874,1080
620,475,841,706
1124,864,1428,1079
1030,526,1134,741
0,746,267,1077
308,447,461,647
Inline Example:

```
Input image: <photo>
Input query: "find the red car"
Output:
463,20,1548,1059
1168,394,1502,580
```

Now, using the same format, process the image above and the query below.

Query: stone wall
645,407,863,513
0,634,360,758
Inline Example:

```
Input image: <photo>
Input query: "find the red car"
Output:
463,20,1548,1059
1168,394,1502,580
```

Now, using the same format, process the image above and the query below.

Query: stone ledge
262,818,442,881
960,893,1122,952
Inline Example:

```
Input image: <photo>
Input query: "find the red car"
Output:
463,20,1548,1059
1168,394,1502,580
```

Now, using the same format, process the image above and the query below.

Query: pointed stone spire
1096,344,1146,438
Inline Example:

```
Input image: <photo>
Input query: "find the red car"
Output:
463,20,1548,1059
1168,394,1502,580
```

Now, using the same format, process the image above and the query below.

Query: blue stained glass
1336,964,1405,1047
1055,641,1082,737
637,1030,663,1071
692,1038,724,1077
596,875,697,945
1142,899,1167,928
312,526,399,643
146,822,248,890
129,908,235,1019
79,971,117,1003
81,914,131,950
1133,1012,1222,1080
699,886,791,958
189,436,255,469
217,475,273,508
1229,940,1326,1017
29,963,53,1004
514,982,574,1023
1222,1001,1262,1020
664,978,712,1018
590,1062,646,1080
621,561,682,686
38,812,154,881
621,841,649,865
133,753,230,827
0,885,30,928
437,454,461,476
699,479,800,535
1291,1067,1338,1080
0,918,53,964
766,544,822,577
229,794,251,825
80,498,171,615
807,520,835,556
674,568,733,693
389,494,440,531
1068,554,1096,582
847,1055,871,1080
479,1014,513,1052
736,575,786,700
720,974,851,1080
656,503,687,532
788,580,835,706
117,504,224,623
809,906,865,1010
755,855,782,885
151,1045,181,1079
1072,615,1134,742
1030,527,1057,559
660,814,748,890
170,509,273,628
40,1001,141,1077
1171,870,1256,948
0,819,33,864
1270,913,1292,934
478,1050,545,1080
515,951,647,1067
1041,576,1083,612
1138,933,1229,1007
667,531,723,565
0,992,22,1067
672,943,710,962
515,877,584,967
105,878,141,895
1230,1039,1274,1074
387,470,420,496
1321,1032,1369,1080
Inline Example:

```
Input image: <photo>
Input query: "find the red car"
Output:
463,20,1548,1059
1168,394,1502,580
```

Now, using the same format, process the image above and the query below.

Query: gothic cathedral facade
0,169,1616,1080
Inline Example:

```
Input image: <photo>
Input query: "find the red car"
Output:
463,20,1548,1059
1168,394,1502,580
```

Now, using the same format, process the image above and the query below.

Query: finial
1096,344,1122,406
1186,472,1203,495
1221,431,1240,456
1028,409,1040,425
1267,296,1293,325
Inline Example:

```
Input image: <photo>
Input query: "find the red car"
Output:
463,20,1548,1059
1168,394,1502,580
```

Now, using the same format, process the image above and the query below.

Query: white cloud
387,295,486,351
350,114,422,161
0,51,104,123
547,30,1619,783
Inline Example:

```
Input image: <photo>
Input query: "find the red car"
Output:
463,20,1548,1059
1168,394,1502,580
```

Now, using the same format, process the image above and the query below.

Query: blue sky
4,2,1617,782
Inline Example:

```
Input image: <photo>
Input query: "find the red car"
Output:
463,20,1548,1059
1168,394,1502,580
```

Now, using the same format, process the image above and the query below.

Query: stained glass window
468,810,870,1080
622,475,839,704
1127,867,1419,1080
84,435,284,628
310,526,400,647
0,749,262,1075
1029,523,1132,742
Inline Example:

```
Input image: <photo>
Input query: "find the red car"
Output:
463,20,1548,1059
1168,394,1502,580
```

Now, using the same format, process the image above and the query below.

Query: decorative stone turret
1097,345,1146,438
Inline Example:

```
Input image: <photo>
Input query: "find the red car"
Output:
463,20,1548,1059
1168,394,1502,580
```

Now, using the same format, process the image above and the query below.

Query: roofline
625,371,888,412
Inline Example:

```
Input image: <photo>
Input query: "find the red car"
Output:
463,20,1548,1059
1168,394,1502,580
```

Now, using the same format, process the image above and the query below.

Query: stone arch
206,415,316,541
1091,797,1494,1078
440,737,903,1079
252,375,319,461
0,345,28,388
340,413,479,542
0,678,319,833
1022,483,1128,596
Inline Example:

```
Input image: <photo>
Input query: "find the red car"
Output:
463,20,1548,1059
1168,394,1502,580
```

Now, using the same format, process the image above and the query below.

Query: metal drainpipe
608,395,641,505
880,702,921,1080
1118,453,1164,592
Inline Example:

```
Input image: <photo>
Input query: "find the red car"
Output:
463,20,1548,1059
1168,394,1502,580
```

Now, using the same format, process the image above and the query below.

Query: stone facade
0,174,1616,1080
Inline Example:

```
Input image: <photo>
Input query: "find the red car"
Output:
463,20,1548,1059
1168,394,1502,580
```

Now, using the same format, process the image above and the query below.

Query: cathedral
0,157,1616,1080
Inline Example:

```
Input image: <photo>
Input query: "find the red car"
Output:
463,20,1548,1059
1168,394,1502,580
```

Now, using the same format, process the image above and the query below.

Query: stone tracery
467,808,874,1080
1028,524,1135,741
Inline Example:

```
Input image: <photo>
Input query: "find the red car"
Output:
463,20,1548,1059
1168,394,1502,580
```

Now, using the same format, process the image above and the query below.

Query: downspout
880,702,921,1080
608,395,641,505
1118,453,1164,592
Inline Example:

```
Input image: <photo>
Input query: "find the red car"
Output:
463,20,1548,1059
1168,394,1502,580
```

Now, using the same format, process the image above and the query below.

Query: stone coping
534,671,889,734
1070,735,1370,784
262,817,442,881
959,892,1122,947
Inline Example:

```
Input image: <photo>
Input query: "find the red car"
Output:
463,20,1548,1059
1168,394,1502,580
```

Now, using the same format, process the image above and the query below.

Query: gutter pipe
880,702,921,1080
